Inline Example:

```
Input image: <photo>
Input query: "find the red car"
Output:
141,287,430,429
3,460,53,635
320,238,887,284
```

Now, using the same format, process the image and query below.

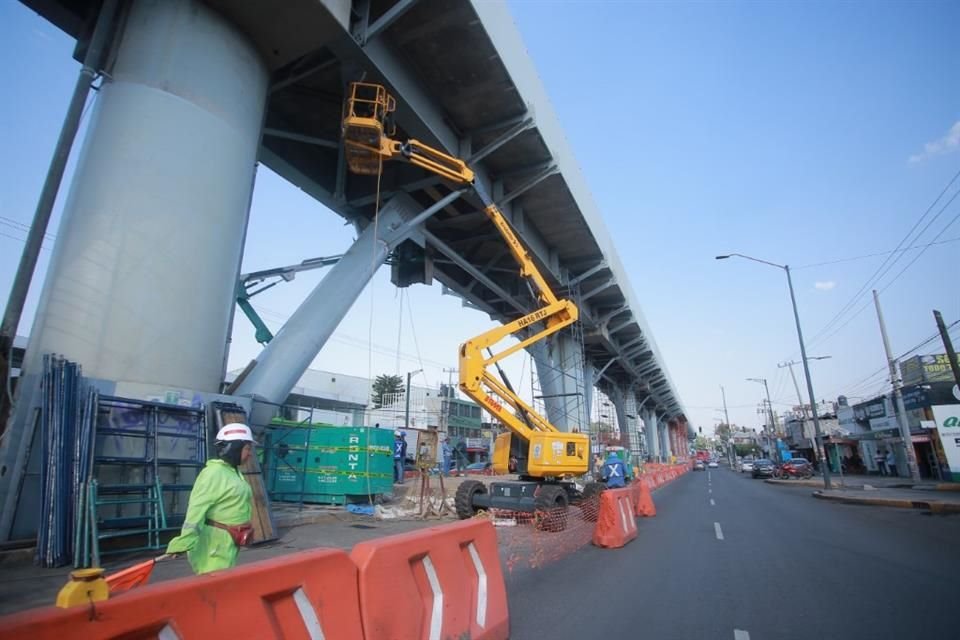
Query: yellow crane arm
342,82,588,477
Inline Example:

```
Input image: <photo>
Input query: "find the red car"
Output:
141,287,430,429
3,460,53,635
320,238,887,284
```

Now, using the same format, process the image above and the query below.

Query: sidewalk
763,474,960,513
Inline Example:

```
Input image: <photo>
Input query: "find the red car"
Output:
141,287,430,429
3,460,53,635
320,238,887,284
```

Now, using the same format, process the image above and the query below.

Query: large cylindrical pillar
22,0,268,391
1,0,267,540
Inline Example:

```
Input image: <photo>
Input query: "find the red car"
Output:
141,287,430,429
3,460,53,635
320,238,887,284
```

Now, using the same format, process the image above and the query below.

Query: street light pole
785,265,832,489
716,253,832,489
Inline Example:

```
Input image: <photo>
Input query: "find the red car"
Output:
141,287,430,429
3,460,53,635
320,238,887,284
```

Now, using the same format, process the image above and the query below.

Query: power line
825,320,960,399
804,189,960,354
805,166,960,348
793,236,960,270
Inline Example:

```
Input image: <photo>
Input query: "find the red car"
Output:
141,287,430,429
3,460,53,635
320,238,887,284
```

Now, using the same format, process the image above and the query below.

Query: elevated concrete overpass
10,0,691,516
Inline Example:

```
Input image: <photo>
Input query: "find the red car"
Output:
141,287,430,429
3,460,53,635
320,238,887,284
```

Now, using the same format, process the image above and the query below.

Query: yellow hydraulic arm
342,82,588,478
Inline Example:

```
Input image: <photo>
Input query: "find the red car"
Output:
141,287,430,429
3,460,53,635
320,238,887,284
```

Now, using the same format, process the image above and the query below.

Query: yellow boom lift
342,83,596,527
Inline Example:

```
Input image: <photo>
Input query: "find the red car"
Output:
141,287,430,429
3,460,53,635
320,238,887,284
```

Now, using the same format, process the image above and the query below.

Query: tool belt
205,519,254,547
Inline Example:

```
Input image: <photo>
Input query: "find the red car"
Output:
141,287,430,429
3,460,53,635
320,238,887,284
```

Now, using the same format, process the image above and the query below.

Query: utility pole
441,367,457,438
873,290,920,482
404,369,423,431
934,310,960,389
720,385,731,464
779,356,831,466
747,378,778,463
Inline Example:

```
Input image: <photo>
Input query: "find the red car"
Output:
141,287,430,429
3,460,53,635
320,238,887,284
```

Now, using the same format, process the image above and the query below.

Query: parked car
777,458,814,479
707,460,719,468
693,460,706,471
740,461,754,474
752,459,777,479
464,461,493,476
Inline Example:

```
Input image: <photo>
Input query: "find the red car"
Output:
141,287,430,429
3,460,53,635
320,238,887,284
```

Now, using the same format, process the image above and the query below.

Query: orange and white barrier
0,548,363,640
351,519,509,640
591,487,638,549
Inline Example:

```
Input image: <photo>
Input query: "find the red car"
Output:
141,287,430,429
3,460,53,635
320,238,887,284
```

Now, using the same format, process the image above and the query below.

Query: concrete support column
646,409,661,462
661,417,672,460
235,194,428,412
609,385,628,447
1,0,268,540
530,332,586,431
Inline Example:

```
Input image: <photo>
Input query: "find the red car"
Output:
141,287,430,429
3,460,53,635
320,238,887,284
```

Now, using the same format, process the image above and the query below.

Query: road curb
812,491,960,513
765,479,820,487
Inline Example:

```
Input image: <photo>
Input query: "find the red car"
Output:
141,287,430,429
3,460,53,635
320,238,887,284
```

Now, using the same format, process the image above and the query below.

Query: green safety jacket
166,459,252,574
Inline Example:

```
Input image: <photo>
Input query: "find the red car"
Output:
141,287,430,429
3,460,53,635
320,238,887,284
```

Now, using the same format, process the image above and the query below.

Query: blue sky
1,1,958,434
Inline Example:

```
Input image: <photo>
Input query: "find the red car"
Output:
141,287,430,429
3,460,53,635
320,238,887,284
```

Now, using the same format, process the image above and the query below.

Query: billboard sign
932,404,960,482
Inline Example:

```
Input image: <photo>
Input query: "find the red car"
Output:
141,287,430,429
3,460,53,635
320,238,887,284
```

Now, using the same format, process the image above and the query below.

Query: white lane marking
714,522,724,540
710,498,715,506
734,630,750,640
709,488,712,494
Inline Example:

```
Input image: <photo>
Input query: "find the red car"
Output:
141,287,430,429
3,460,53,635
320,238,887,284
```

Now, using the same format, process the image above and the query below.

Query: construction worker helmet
395,430,402,436
216,423,256,443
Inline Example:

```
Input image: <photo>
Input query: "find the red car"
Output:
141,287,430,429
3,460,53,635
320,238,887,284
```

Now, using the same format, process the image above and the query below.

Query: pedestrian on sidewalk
441,437,453,477
886,449,897,477
393,431,406,484
165,424,255,575
875,449,887,476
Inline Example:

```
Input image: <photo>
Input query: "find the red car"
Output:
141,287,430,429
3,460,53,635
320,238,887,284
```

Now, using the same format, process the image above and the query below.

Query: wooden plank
215,405,277,544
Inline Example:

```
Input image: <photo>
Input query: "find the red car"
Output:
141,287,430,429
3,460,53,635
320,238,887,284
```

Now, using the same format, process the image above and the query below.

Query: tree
371,374,404,408
735,443,759,458
715,423,732,440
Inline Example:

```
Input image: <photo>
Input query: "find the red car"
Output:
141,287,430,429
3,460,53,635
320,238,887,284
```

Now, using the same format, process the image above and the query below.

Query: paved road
506,465,960,640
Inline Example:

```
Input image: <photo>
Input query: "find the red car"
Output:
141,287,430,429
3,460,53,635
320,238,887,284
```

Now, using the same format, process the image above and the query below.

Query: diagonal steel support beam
359,0,420,45
567,260,608,288
580,278,615,303
595,358,616,381
617,336,644,352
386,190,467,243
465,247,507,294
467,116,533,164
349,175,442,207
607,317,633,335
270,55,338,94
422,230,527,315
597,304,629,325
263,128,339,149
497,165,558,207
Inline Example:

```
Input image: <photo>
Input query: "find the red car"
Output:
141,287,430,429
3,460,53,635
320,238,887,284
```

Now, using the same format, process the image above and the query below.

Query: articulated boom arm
342,82,583,465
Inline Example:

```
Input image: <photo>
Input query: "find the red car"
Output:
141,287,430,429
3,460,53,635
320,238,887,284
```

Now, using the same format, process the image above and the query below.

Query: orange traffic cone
635,479,656,517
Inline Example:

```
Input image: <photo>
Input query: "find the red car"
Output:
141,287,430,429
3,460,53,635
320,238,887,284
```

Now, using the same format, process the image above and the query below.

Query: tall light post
716,253,832,489
404,369,423,431
747,377,778,463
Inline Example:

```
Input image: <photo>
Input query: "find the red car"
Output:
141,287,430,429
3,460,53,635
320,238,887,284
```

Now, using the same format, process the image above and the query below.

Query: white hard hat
395,430,402,436
216,423,256,443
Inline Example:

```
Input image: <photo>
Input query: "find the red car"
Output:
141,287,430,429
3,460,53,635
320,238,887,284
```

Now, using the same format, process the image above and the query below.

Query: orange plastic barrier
350,519,509,640
633,479,657,517
592,487,638,549
0,548,362,640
